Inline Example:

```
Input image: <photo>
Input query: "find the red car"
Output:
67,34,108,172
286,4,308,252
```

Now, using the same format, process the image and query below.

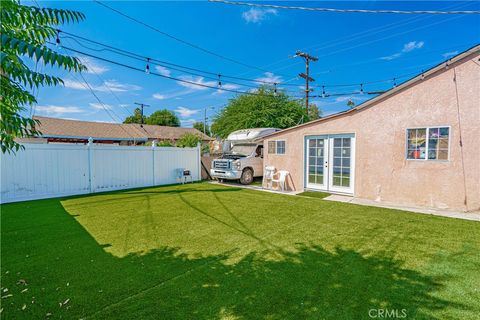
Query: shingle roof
33,116,212,141
131,124,213,141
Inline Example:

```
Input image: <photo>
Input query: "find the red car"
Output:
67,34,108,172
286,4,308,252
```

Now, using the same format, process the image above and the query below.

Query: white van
210,128,280,184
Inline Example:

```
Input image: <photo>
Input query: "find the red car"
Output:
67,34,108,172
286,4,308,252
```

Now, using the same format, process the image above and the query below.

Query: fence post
197,142,202,181
152,140,157,186
87,137,94,193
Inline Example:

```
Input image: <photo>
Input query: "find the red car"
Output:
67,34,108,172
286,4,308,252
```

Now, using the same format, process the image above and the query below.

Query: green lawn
1,183,479,319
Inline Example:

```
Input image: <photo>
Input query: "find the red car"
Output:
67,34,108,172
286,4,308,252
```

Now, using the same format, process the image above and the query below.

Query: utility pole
134,102,150,125
204,107,207,135
295,51,318,116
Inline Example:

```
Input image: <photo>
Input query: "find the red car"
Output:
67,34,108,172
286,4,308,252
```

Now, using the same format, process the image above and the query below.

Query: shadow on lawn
1,190,470,319
91,245,460,320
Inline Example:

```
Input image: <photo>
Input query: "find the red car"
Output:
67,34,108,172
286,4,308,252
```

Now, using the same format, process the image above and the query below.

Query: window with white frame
268,140,286,154
406,127,449,160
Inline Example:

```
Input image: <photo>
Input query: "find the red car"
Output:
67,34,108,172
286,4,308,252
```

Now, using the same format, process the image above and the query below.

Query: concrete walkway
210,181,479,222
324,194,480,222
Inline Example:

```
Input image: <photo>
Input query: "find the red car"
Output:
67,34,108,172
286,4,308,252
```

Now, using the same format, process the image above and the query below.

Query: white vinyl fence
1,142,201,203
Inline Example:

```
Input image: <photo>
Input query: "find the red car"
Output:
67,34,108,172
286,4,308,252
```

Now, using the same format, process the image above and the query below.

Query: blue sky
28,1,479,127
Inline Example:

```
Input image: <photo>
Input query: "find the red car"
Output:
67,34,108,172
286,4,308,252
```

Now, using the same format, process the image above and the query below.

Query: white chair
272,170,289,191
263,166,276,189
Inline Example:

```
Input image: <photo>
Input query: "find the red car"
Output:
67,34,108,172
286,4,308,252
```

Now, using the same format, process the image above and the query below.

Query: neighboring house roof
264,44,480,139
131,124,213,141
32,116,212,141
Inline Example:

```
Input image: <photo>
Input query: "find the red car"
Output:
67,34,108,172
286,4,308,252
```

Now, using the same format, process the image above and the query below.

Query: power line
73,50,133,118
58,29,452,92
54,43,296,96
209,0,480,15
58,30,301,88
55,42,381,100
93,0,272,73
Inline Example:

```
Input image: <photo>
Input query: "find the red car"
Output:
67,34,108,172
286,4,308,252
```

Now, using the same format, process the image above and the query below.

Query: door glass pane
307,138,325,186
332,137,352,188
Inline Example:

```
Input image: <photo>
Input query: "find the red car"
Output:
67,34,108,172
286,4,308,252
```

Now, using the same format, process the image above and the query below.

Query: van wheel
240,168,254,185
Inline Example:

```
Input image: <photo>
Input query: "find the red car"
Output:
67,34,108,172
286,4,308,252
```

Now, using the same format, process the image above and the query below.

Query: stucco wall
265,53,480,211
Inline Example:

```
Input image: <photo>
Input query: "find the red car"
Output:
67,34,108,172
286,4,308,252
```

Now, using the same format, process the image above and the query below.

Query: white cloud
402,41,424,53
100,80,142,92
89,102,112,110
175,107,199,118
177,76,216,90
213,83,241,95
35,105,84,116
155,66,171,77
180,118,196,127
78,56,109,74
442,51,458,58
62,79,88,90
255,72,282,84
62,79,142,92
381,41,424,60
152,93,166,100
242,8,277,23
380,53,402,61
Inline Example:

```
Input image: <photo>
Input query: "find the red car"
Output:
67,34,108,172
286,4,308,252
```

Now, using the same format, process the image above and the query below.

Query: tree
211,86,312,138
146,109,180,127
193,121,210,136
123,107,146,124
176,132,202,148
1,0,85,153
308,104,322,120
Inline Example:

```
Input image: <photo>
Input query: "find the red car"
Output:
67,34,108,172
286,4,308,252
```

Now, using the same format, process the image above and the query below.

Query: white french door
305,134,355,194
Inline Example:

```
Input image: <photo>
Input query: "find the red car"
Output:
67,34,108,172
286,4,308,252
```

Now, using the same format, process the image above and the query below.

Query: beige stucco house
264,45,480,212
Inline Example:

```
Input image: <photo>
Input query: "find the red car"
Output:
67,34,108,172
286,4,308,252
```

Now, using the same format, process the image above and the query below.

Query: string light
55,30,61,46
393,78,397,88
360,83,364,94
57,29,466,91
421,70,425,80
322,85,326,98
218,74,222,88
274,82,277,95
145,58,150,74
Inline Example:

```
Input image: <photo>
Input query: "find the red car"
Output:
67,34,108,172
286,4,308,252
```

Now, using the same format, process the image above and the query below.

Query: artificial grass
297,191,331,199
1,182,479,319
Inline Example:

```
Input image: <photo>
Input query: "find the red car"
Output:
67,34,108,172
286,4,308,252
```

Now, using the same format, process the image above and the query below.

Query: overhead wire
57,29,466,93
54,41,383,100
209,0,480,15
57,30,302,88
92,0,273,73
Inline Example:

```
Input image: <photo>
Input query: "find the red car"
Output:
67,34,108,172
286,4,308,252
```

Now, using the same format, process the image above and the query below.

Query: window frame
405,126,451,161
267,140,286,155
276,140,286,155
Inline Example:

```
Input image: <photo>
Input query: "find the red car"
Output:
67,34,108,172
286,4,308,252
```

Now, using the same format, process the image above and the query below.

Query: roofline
263,43,480,139
39,134,148,141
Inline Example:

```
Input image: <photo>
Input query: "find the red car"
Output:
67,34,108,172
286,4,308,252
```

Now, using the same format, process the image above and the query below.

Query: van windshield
229,143,256,156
